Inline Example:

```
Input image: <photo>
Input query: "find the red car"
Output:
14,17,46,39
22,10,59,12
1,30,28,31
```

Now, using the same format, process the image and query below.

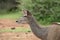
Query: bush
20,0,60,25
0,0,60,25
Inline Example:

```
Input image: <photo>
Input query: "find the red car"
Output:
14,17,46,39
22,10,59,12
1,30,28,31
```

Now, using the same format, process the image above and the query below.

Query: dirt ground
0,19,41,40
0,19,60,40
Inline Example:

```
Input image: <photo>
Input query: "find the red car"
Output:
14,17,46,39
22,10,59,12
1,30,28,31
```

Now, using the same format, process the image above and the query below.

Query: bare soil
0,19,59,40
0,19,41,40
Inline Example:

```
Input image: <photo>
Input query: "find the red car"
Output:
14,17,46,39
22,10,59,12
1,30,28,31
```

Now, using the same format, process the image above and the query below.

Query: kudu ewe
16,10,60,40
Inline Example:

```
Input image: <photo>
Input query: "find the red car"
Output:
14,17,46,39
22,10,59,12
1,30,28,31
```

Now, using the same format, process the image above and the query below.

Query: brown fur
47,26,60,40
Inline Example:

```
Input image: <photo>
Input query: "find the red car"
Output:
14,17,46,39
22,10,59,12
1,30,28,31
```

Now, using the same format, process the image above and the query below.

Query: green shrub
0,0,60,25
20,0,60,25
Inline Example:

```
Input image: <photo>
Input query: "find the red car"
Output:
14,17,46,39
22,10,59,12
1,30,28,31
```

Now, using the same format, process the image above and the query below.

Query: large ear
23,10,32,16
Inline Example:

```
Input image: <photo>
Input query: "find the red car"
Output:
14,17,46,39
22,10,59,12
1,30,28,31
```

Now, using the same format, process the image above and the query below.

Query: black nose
16,21,18,22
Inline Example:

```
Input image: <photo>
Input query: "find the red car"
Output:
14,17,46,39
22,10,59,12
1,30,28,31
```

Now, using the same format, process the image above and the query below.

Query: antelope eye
16,21,18,22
